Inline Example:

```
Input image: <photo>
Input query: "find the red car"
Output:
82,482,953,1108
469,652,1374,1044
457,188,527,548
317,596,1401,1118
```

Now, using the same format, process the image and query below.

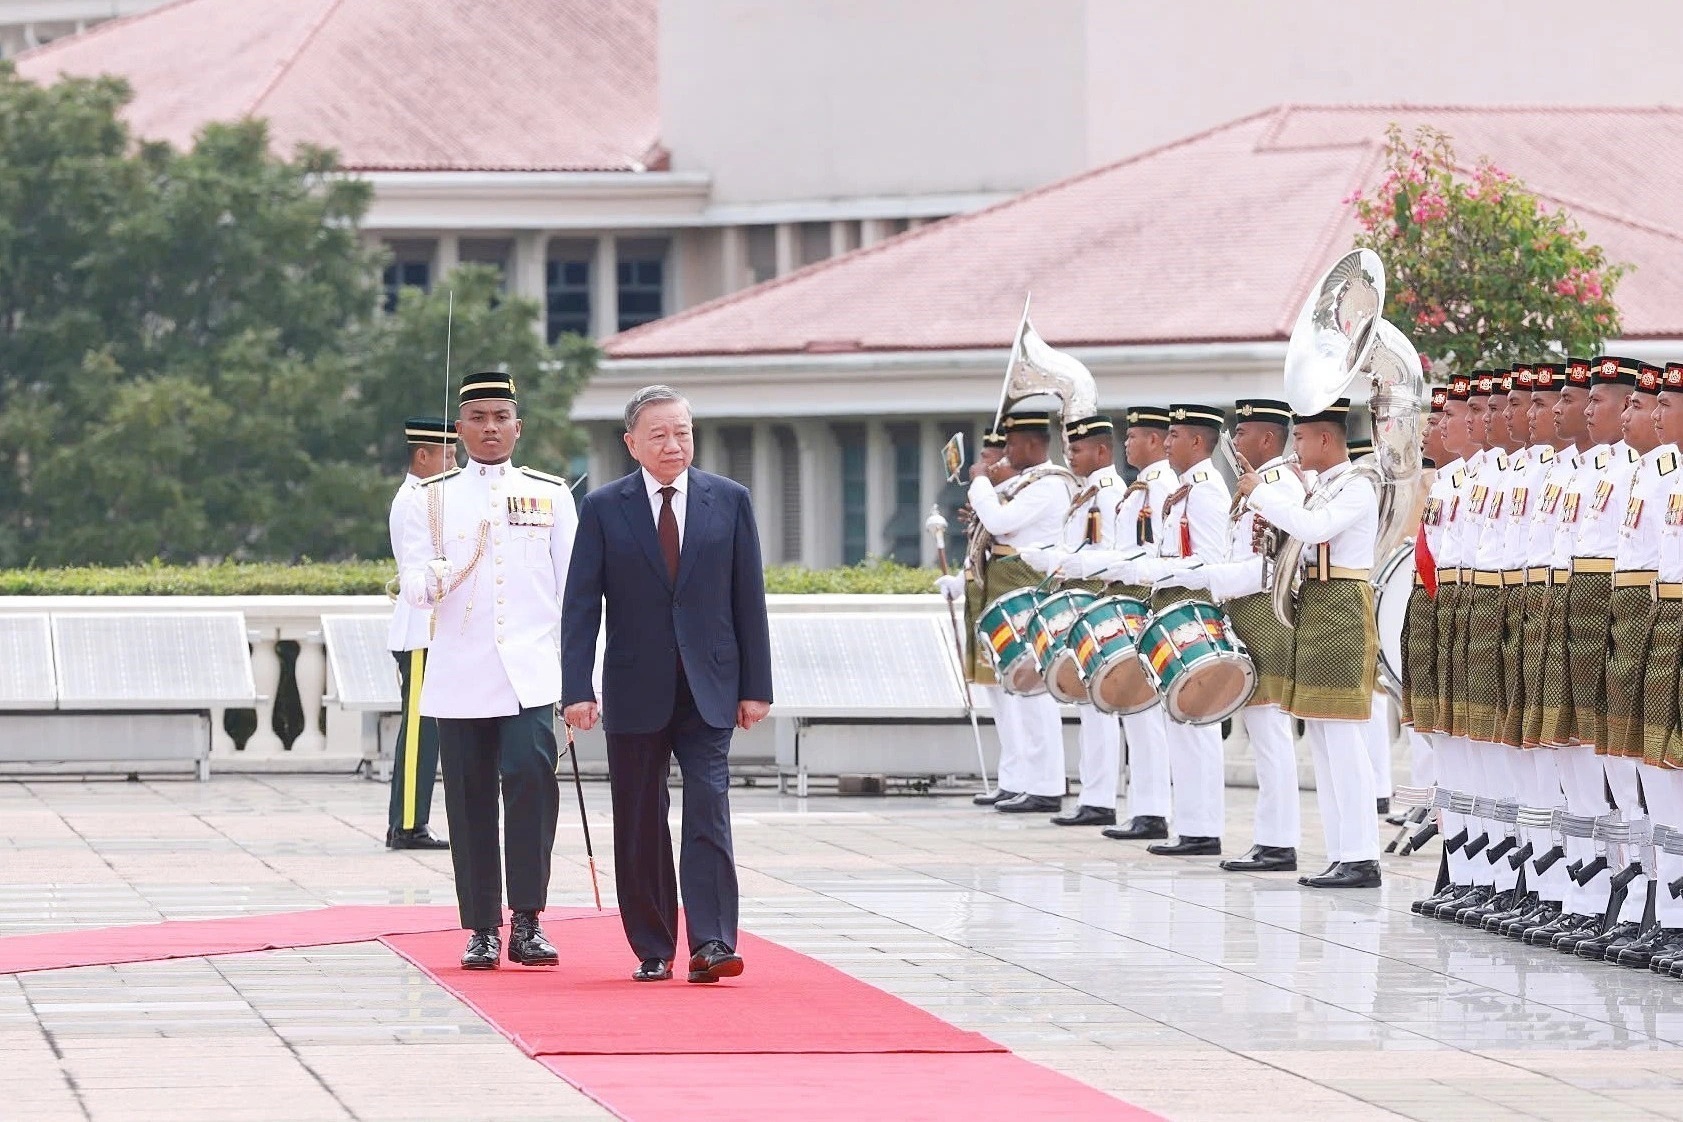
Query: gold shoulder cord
427,481,490,635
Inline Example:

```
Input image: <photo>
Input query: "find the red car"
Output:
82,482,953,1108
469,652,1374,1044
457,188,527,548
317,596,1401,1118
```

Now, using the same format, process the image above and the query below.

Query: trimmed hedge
0,560,941,596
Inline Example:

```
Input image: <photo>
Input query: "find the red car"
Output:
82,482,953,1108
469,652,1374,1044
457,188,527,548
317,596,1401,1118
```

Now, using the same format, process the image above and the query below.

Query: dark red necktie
658,486,680,581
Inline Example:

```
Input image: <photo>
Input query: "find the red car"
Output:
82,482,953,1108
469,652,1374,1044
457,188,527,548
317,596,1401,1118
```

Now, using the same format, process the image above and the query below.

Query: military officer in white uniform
1020,413,1128,826
385,417,456,850
400,370,579,970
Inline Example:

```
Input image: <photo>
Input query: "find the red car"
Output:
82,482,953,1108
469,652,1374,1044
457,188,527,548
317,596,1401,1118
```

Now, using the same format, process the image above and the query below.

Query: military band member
399,371,578,970
963,411,1077,813
1104,404,1232,857
1241,398,1382,888
1057,408,1179,840
1021,414,1127,826
386,417,455,851
1161,400,1301,872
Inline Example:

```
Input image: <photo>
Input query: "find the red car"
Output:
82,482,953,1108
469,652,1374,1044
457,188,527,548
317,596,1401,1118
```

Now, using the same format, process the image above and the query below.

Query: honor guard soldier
1241,398,1383,888
1104,404,1232,857
1161,400,1302,871
386,417,456,850
1397,387,1448,804
1054,408,1180,840
962,411,1076,813
1021,413,1127,826
399,370,579,970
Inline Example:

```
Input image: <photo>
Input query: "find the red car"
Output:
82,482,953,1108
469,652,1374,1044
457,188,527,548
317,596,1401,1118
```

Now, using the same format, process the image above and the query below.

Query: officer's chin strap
557,713,604,911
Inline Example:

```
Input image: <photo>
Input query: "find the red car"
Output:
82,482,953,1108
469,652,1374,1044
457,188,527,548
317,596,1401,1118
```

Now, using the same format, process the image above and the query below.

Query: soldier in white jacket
399,371,578,970
385,417,457,851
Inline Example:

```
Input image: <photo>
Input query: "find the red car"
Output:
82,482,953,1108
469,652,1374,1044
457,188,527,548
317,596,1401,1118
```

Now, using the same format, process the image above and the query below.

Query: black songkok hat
1166,403,1224,431
403,416,457,446
1294,397,1352,430
458,370,518,404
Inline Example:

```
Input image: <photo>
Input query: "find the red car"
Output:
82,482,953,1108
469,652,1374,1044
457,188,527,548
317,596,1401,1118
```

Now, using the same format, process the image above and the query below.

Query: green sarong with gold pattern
1285,578,1377,722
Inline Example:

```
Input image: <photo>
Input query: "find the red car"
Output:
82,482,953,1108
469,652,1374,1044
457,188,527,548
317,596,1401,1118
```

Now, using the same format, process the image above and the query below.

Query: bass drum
1373,543,1415,701
1136,600,1256,726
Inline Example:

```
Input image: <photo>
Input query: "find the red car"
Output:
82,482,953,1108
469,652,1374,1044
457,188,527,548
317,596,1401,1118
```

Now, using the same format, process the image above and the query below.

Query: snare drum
1136,599,1256,725
1068,596,1156,715
1026,589,1100,703
977,588,1047,696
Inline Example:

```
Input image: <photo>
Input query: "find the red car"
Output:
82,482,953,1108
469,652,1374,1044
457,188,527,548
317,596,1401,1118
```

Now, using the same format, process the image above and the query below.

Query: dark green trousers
438,705,560,930
387,649,440,833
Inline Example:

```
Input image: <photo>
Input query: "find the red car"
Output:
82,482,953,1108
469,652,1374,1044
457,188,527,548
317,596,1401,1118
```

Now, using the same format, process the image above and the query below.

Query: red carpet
382,918,1000,1055
0,904,467,974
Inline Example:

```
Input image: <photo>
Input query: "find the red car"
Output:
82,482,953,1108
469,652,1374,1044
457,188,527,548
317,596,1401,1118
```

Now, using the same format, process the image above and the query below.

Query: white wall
661,0,1090,204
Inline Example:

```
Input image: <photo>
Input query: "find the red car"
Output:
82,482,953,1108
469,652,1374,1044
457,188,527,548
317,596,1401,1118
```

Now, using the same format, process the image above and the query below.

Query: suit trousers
1121,705,1172,820
388,649,439,833
606,675,739,961
1557,745,1612,918
438,705,560,930
1165,718,1224,839
1243,705,1298,849
1304,719,1379,862
1074,703,1121,809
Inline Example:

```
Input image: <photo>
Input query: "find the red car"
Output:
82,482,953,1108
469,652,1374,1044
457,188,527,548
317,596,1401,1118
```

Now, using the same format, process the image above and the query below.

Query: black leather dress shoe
1480,892,1535,932
632,957,672,981
1612,925,1677,968
972,789,1020,807
1430,884,1491,921
1505,901,1561,940
1220,845,1297,872
1491,897,1547,936
1102,816,1169,841
1051,805,1116,827
996,793,1063,814
461,928,500,969
1552,916,1609,953
1575,920,1641,960
387,826,450,850
1455,887,1518,927
1376,798,1390,816
1647,931,1683,973
508,911,558,966
1299,860,1382,888
1411,882,1466,916
688,940,745,984
1525,911,1591,947
1147,836,1220,857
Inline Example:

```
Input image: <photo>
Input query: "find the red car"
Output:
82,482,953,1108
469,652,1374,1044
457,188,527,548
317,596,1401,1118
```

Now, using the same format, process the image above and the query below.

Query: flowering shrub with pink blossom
1348,125,1626,376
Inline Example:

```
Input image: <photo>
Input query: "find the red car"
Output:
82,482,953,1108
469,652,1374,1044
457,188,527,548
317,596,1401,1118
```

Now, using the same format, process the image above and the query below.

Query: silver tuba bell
1271,251,1426,627
993,296,1099,466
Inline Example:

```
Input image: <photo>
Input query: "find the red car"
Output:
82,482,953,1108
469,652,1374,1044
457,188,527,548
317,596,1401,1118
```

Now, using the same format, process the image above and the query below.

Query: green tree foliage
1350,125,1627,377
0,66,595,566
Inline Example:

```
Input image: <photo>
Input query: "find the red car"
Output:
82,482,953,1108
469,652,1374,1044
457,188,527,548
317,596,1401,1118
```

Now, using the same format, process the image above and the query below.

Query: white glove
1055,552,1104,579
1102,558,1144,585
1019,545,1074,574
1154,564,1210,592
425,558,453,605
936,574,965,602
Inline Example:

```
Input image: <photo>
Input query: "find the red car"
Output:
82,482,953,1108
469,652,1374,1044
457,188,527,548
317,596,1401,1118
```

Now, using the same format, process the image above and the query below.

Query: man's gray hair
624,384,691,432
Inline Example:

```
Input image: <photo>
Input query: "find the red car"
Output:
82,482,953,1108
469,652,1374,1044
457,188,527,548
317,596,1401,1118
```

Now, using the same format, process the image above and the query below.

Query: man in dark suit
562,385,773,984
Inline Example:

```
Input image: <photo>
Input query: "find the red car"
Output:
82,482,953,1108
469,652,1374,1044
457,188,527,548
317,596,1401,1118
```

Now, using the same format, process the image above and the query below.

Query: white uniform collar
403,472,422,487
642,466,689,497
469,458,510,478
1183,456,1214,478
1083,463,1121,486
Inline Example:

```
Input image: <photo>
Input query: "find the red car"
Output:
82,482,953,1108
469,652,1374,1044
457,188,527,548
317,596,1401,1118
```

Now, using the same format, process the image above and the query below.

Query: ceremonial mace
927,497,993,796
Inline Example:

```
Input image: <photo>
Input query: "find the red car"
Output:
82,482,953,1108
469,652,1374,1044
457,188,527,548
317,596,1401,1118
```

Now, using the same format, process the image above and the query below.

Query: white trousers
1557,744,1613,918
1365,692,1394,800
1164,716,1225,838
1476,746,1521,892
1434,735,1476,885
1242,705,1298,848
1604,755,1648,924
1121,705,1172,820
1641,764,1683,929
1513,749,1568,904
990,687,1065,797
1305,718,1379,862
1406,727,1437,788
1074,703,1121,810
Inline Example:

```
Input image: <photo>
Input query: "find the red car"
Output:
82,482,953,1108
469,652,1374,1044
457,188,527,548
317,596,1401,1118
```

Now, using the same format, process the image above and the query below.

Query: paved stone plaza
3,774,1683,1121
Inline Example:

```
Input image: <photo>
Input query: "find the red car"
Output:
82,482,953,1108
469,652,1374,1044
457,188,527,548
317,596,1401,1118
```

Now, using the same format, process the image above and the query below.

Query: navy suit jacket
562,468,773,735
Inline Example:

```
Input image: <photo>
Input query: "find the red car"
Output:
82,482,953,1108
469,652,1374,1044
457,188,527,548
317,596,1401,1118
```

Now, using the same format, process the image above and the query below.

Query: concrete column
697,422,725,475
773,223,797,277
865,420,890,560
591,234,619,339
513,231,549,338
586,426,621,495
918,420,943,567
719,225,748,295
433,233,460,283
906,217,927,231
828,221,852,259
795,422,835,568
859,219,892,247
751,422,780,563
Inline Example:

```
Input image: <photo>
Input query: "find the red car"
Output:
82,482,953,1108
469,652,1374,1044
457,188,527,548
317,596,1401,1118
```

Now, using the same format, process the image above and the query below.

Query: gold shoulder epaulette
1191,470,1210,484
518,466,569,487
1627,446,1641,463
1512,451,1528,471
1594,450,1611,470
420,467,462,486
1453,469,1467,487
1539,446,1555,463
1095,475,1116,488
1496,452,1509,470
1660,452,1679,477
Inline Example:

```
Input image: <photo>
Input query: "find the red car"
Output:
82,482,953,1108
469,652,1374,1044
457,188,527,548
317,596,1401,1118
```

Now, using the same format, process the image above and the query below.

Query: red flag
1414,524,1438,598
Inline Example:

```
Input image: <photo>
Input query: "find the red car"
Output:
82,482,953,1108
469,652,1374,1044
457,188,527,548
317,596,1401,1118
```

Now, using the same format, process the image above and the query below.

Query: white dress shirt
1124,455,1231,583
386,473,432,652
642,466,689,549
1206,455,1299,603
1616,446,1672,571
1468,449,1512,571
1249,458,1378,570
1423,456,1465,566
399,458,579,718
967,466,1075,546
1572,441,1642,559
1655,444,1683,583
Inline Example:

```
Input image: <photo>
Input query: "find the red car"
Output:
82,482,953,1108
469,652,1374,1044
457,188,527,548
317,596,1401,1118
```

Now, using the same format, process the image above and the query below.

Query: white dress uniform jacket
967,466,1076,548
400,460,578,719
387,473,433,652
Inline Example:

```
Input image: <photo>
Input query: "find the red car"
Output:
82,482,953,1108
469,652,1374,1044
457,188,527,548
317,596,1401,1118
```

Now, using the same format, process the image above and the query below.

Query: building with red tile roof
582,105,1683,567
